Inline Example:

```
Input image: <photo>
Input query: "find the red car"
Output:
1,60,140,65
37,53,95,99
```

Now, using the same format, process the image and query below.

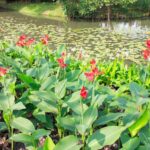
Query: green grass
6,2,66,21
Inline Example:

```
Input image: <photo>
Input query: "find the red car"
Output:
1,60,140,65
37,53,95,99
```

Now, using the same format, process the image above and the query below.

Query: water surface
0,10,150,62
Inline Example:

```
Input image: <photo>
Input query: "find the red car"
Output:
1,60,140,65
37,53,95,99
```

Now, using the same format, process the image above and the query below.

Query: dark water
0,11,150,62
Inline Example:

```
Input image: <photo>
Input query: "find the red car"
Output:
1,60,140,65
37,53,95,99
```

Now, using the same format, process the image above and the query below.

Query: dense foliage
0,35,150,150
61,0,138,19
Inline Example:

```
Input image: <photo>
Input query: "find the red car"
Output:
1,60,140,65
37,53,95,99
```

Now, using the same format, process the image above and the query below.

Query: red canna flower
0,67,8,76
61,52,66,58
80,86,88,99
90,59,96,65
143,49,150,60
16,40,26,47
146,39,150,48
92,67,104,76
25,38,35,46
19,34,27,41
57,57,67,68
84,72,95,82
16,35,35,47
92,67,100,76
41,35,49,45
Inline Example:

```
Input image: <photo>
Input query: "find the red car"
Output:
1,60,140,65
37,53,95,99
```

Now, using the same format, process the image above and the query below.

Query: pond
0,10,150,62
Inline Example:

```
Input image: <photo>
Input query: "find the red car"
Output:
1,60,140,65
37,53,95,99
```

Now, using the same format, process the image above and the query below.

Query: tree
100,0,138,21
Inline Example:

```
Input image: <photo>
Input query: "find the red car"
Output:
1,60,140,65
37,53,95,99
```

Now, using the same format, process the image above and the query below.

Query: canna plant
0,35,150,150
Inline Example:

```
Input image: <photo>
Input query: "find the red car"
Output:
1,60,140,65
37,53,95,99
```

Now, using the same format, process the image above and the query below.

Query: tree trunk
107,5,111,22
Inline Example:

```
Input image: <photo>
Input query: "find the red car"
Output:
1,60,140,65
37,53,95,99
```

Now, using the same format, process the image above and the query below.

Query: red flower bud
146,39,150,49
143,49,150,60
57,57,67,68
84,72,95,82
80,86,88,99
0,67,8,76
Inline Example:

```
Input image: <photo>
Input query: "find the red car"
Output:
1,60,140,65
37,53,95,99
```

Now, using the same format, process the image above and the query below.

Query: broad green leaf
0,94,15,111
66,91,88,115
139,127,150,147
91,94,107,107
57,116,76,131
56,45,65,56
94,113,125,126
37,100,58,114
121,137,140,150
54,135,81,150
0,122,7,131
66,70,81,81
55,80,67,99
18,74,40,90
40,75,57,90
129,82,149,98
33,109,46,123
12,102,26,110
12,117,35,134
128,108,150,137
87,126,126,150
10,133,33,144
32,129,50,140
43,136,55,150
38,63,50,81
31,90,58,102
83,105,98,128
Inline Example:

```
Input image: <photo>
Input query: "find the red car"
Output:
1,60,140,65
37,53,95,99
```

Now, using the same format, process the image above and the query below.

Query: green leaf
121,137,140,150
55,80,67,99
139,126,150,147
91,94,107,107
0,94,15,111
83,105,98,129
129,82,149,98
10,133,33,144
66,91,88,115
32,129,50,140
31,90,58,102
94,113,125,126
87,126,126,150
33,109,46,123
57,116,76,131
40,76,57,90
37,100,58,114
43,136,55,150
128,108,150,137
54,135,81,150
66,70,81,81
38,63,50,81
0,122,7,131
12,117,35,134
18,74,40,90
12,102,26,110
124,137,140,150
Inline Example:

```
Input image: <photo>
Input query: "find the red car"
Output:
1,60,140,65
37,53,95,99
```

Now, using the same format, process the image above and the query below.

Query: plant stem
80,98,85,146
10,127,14,150
57,100,62,138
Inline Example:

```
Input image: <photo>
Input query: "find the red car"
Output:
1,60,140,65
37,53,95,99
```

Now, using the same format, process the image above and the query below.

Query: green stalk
57,100,62,138
10,127,14,150
80,98,85,146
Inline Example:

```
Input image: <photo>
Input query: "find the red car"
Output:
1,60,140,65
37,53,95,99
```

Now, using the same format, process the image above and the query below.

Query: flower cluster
16,34,50,47
16,34,35,47
143,40,150,61
84,59,104,82
80,86,88,99
0,67,8,77
57,52,67,68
